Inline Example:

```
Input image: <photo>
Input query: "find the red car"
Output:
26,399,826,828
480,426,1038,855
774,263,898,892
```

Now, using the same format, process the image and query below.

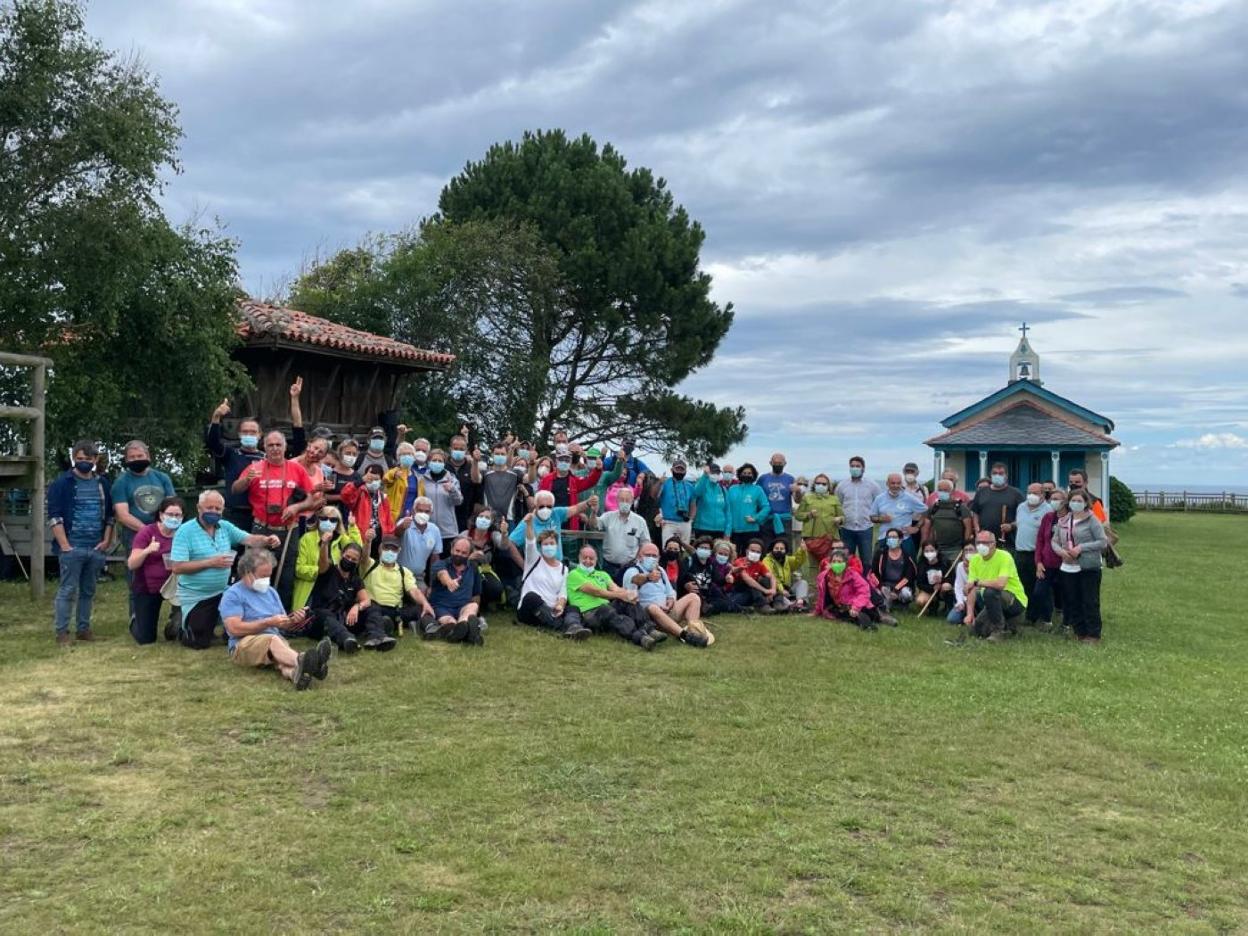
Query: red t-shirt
245,459,315,526
732,557,769,581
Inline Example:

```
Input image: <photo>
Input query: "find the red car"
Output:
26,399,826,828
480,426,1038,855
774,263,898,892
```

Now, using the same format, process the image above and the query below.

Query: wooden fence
1132,491,1248,514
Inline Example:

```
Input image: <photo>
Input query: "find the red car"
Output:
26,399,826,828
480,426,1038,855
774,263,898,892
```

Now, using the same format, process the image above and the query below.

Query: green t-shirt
566,566,614,612
968,548,1027,607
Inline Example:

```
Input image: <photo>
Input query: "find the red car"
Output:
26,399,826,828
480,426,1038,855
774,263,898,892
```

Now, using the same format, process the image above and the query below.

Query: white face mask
904,473,917,484
924,551,938,561
1069,500,1087,513
579,562,596,574
1026,493,1042,507
536,506,553,521
746,550,761,562
413,511,430,525
976,543,991,557
251,576,271,593
618,501,633,514
537,465,550,479
414,451,428,464
341,455,357,468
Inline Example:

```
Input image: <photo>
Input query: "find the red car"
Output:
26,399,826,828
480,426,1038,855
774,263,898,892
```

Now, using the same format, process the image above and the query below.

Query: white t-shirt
522,537,567,608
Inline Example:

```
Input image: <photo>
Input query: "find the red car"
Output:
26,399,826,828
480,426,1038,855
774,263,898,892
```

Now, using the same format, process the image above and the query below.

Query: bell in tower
1008,322,1041,385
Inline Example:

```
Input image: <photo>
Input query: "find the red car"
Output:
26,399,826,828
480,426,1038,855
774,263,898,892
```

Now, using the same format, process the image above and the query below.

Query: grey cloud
1057,287,1189,304
1231,283,1248,299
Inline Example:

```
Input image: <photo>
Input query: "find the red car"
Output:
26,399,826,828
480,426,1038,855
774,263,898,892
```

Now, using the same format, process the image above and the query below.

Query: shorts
232,634,279,668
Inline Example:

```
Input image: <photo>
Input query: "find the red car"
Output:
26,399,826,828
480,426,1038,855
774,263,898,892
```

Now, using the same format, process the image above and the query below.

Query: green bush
1109,475,1137,523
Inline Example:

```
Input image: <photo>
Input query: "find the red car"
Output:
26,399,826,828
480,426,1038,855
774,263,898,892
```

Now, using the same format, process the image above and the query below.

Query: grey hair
238,548,275,577
124,439,150,457
198,489,224,507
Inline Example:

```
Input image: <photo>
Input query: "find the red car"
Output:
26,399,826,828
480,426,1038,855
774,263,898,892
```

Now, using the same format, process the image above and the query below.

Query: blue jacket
47,470,113,554
658,477,696,522
691,474,730,534
727,482,771,534
602,454,652,486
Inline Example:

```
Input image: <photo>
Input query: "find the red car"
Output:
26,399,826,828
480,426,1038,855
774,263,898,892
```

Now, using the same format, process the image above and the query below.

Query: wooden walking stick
917,555,961,618
273,515,298,592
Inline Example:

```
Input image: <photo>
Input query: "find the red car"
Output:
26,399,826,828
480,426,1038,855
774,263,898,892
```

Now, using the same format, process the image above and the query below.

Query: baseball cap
369,426,385,439
904,462,919,472
380,534,401,548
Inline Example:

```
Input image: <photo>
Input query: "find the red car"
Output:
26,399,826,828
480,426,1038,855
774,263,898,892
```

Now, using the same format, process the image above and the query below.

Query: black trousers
479,571,505,610
1061,569,1102,638
564,603,644,642
972,588,1025,637
1028,573,1056,623
365,603,427,636
131,591,165,645
1015,550,1037,602
516,592,564,630
182,594,223,650
306,607,386,647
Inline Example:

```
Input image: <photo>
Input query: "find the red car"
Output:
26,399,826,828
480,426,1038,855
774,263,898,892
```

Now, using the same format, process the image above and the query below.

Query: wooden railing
1132,491,1248,513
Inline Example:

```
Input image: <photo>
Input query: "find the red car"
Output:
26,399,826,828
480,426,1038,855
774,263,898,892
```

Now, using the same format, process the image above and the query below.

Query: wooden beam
30,362,45,598
0,351,53,368
0,405,41,420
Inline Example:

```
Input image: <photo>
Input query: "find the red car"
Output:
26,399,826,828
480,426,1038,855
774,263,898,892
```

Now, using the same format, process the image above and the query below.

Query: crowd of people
44,378,1113,689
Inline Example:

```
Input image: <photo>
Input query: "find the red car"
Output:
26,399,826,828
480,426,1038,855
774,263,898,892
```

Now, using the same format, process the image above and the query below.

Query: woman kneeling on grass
813,548,896,630
220,548,331,690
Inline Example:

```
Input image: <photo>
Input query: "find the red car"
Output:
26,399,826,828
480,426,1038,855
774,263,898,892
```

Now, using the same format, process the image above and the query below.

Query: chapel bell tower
1009,322,1041,385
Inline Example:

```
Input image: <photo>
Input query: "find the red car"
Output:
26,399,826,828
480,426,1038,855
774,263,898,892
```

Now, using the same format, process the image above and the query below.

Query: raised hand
289,376,303,398
213,398,231,419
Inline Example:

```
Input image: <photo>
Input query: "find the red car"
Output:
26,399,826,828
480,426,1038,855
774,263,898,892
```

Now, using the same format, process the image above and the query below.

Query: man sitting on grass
427,536,485,645
564,544,655,649
220,548,331,690
623,543,711,648
361,534,435,638
963,530,1027,641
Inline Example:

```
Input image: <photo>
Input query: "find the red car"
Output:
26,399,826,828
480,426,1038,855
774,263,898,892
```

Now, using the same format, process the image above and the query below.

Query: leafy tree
1108,475,1136,524
0,0,247,472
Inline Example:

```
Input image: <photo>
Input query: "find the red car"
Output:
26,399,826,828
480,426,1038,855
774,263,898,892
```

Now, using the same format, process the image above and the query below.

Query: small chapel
925,325,1120,514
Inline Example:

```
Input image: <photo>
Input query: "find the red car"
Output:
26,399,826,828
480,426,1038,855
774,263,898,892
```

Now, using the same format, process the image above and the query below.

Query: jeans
131,591,166,645
839,527,874,571
54,547,106,635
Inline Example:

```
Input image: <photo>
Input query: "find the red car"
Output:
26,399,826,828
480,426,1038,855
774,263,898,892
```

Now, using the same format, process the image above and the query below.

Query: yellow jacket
292,525,363,610
383,468,425,524
763,546,807,591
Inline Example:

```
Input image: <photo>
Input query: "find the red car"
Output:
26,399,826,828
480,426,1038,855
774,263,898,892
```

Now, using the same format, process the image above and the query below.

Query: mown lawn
0,511,1245,934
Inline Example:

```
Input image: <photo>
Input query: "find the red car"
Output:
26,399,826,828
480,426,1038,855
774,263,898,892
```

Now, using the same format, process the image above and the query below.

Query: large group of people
44,378,1113,688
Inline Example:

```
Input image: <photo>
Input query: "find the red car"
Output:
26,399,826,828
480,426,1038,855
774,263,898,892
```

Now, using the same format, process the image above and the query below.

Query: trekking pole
273,516,298,595
916,555,960,619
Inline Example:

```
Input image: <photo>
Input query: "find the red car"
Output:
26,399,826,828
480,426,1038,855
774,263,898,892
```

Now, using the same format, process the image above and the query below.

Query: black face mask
340,559,358,573
771,464,785,474
665,550,681,560
739,473,755,483
1070,481,1083,489
672,470,686,480
451,554,468,566
126,460,150,474
773,550,786,560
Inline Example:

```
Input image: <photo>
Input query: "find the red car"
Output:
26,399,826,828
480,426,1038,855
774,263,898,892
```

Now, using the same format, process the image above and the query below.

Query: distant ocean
1126,483,1248,496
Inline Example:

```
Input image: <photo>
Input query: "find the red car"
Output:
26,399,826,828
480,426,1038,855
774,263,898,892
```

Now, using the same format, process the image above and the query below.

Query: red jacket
339,482,395,537
538,468,602,530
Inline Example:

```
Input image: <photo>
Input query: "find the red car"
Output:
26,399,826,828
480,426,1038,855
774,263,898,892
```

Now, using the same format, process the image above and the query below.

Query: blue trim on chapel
939,381,1115,433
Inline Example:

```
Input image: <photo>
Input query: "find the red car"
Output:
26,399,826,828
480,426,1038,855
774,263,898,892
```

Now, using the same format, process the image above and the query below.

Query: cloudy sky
86,0,1248,486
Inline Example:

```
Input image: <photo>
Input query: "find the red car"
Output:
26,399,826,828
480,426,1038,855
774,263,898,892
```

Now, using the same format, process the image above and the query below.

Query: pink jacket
814,566,872,616
604,478,643,513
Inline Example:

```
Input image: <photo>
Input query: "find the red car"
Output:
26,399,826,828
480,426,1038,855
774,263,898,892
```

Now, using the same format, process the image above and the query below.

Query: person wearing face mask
516,519,585,638
398,496,442,585
461,506,513,612
963,531,1027,640
601,437,653,486
814,548,889,629
359,426,392,474
1067,469,1109,524
563,545,655,648
945,545,978,624
623,543,711,647
1032,489,1068,629
447,428,481,532
126,496,186,645
538,446,609,535
171,490,280,650
924,469,972,507
220,549,328,689
701,539,745,614
360,535,435,638
507,490,598,563
292,436,334,518
835,456,881,572
794,472,845,569
322,439,363,509
292,506,363,611
587,486,651,581
676,536,715,605
763,538,809,612
758,453,797,550
915,543,955,617
532,456,554,486
1051,489,1107,643
205,378,307,531
871,528,918,614
47,440,114,645
339,464,394,553
901,463,926,503
970,463,1025,549
690,462,731,542
1011,482,1054,620
427,536,486,645
920,479,974,565
482,441,524,522
301,541,391,652
420,448,465,553
111,439,176,632
726,463,771,555
869,473,928,561
731,537,780,613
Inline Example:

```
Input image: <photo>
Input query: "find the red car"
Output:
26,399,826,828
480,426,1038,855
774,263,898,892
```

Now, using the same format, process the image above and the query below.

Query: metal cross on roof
1019,322,1030,339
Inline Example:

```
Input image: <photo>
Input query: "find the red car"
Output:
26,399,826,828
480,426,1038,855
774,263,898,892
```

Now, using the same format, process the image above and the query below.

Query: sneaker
163,619,178,642
293,652,313,690
310,638,332,680
376,635,397,652
477,616,489,633
341,637,360,654
466,617,485,646
879,614,899,627
562,624,591,641
647,628,667,644
986,631,1009,642
680,628,709,648
685,620,716,646
56,632,72,647
75,629,96,642
363,636,384,650
638,633,658,651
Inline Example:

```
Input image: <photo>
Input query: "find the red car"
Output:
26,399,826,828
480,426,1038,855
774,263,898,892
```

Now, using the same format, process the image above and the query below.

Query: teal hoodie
692,473,731,534
727,481,771,534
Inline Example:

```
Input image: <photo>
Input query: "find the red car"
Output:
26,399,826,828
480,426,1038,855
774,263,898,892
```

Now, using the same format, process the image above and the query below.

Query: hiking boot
758,605,775,615
310,638,332,680
477,616,489,633
562,624,591,640
879,614,899,627
647,628,667,644
680,628,709,648
859,617,879,631
375,635,397,652
163,620,178,642
638,633,658,651
293,651,313,690
341,637,360,654
466,617,485,646
56,632,72,647
75,629,96,642
986,630,1009,642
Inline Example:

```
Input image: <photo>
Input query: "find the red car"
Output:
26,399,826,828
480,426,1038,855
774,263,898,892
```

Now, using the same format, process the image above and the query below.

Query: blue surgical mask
162,516,182,530
887,536,900,548
937,491,951,502
239,434,259,449
399,454,415,469
369,438,384,452
572,468,589,478
618,501,632,514
991,474,1007,486
579,562,596,574
365,479,381,493
429,461,445,474
318,519,336,533
813,483,829,494
450,449,466,462
714,553,729,565
492,454,507,466
517,449,531,461
540,543,559,559
640,556,658,572
200,511,221,526
850,466,863,479
380,549,399,564
696,547,712,561
475,515,492,530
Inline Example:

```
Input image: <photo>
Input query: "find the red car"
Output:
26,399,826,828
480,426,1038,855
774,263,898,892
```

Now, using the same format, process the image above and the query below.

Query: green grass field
1,512,1245,934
